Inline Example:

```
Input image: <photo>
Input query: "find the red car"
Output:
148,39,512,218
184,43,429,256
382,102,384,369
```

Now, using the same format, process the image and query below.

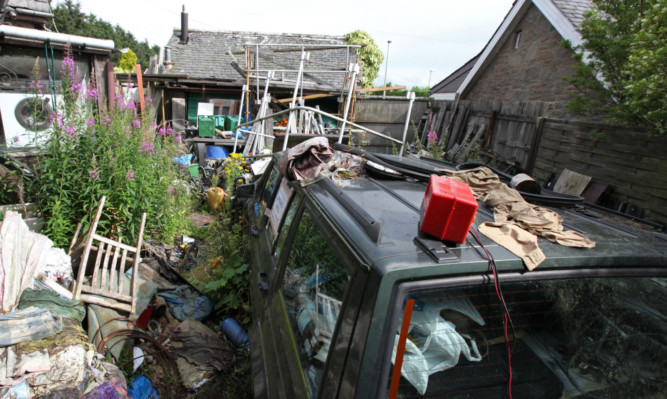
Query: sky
64,0,515,89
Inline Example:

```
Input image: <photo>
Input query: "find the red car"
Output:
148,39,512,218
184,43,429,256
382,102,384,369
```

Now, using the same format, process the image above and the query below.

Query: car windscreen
386,276,666,398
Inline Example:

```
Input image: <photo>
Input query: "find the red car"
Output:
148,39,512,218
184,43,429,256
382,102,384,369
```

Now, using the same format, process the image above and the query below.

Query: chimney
164,46,172,70
180,5,188,44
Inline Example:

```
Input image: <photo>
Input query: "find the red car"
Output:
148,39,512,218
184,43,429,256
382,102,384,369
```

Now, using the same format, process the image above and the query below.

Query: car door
264,198,368,398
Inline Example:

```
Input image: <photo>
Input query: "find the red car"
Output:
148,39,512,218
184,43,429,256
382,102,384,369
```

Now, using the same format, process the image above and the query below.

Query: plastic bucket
206,145,229,159
220,318,248,347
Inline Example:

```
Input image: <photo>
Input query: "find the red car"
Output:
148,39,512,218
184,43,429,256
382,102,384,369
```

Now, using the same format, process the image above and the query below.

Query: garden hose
44,42,57,109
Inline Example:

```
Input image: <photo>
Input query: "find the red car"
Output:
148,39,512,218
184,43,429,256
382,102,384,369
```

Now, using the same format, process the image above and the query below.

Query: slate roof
551,0,593,29
3,0,51,14
431,54,480,94
163,30,355,91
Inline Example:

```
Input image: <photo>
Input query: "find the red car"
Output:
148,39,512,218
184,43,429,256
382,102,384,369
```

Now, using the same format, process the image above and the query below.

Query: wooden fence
429,99,667,224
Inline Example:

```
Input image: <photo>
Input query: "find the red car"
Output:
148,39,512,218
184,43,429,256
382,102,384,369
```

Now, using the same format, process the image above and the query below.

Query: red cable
471,229,513,399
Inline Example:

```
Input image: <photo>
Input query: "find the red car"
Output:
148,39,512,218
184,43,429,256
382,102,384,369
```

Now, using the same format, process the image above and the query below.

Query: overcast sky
63,0,515,88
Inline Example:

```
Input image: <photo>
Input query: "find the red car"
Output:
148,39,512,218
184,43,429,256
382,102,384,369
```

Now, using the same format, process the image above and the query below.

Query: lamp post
428,69,434,87
382,40,391,99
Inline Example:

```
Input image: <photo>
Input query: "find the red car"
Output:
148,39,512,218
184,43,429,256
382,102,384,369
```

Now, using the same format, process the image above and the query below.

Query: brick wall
466,4,578,105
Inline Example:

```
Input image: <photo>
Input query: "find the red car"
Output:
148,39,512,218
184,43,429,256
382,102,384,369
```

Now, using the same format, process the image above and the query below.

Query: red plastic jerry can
419,175,478,244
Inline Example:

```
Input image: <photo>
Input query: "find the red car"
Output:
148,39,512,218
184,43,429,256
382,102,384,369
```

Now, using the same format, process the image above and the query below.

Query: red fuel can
419,175,478,244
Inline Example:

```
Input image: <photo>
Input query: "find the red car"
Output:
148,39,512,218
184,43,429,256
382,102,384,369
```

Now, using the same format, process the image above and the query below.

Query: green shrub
33,45,192,247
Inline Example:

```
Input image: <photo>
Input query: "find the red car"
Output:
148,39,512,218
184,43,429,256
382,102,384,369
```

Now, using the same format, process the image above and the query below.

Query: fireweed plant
34,46,192,247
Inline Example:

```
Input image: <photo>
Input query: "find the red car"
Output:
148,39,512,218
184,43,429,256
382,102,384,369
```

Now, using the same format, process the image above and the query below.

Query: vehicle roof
281,152,667,277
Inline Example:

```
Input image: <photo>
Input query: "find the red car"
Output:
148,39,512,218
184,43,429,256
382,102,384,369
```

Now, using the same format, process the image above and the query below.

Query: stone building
432,0,592,111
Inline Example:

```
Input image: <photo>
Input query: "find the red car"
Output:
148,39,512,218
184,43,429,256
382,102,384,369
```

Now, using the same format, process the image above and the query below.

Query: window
257,165,281,219
514,30,522,49
282,209,349,398
387,277,667,398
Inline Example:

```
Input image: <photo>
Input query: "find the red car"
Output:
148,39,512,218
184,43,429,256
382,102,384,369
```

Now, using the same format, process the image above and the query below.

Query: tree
344,30,384,89
564,0,666,134
49,0,159,70
118,49,137,72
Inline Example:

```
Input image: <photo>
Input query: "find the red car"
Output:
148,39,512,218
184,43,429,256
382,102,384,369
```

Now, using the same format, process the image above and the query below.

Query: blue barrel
221,318,248,347
206,145,229,159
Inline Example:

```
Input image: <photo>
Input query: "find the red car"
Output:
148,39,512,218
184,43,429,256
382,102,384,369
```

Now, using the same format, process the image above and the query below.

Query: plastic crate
225,115,240,131
198,116,215,138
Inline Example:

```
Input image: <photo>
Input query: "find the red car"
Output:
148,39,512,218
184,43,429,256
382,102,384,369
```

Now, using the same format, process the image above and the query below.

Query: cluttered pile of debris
0,200,246,398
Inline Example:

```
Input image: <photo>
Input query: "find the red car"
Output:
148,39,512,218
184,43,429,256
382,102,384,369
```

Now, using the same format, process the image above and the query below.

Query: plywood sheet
553,168,592,196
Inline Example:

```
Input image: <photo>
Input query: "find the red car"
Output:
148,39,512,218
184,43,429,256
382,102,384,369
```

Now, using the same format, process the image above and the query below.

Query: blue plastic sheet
157,286,213,321
128,376,158,399
172,154,194,166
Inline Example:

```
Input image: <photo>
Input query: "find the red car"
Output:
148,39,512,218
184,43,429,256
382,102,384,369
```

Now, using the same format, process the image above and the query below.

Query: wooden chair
71,196,146,314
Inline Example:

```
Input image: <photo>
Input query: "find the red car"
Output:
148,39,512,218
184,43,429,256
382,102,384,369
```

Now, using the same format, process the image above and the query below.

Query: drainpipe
400,91,416,156
338,63,360,144
180,5,188,44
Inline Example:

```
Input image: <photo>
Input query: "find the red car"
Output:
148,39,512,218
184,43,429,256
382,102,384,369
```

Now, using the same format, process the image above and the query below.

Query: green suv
242,147,667,399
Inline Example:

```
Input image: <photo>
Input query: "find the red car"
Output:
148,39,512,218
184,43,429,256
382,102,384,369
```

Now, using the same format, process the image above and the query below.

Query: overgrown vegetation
50,0,159,69
563,0,666,134
32,45,193,247
344,30,384,89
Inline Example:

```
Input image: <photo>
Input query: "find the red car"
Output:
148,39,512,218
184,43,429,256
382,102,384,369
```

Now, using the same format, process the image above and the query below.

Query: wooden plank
80,286,132,303
553,169,592,196
78,293,132,313
93,234,138,253
91,241,105,287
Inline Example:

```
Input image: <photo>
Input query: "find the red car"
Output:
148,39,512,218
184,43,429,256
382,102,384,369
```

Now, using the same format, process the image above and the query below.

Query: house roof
456,0,593,97
430,53,480,94
163,30,357,92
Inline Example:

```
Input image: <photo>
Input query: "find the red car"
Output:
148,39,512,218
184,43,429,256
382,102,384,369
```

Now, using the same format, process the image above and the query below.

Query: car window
386,276,667,398
272,194,300,260
258,164,281,217
281,208,349,398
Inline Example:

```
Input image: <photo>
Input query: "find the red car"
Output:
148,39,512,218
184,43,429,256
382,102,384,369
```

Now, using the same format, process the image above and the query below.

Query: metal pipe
0,25,114,51
236,105,402,146
283,50,308,151
382,40,391,99
180,5,188,44
400,92,416,156
233,84,247,154
338,63,359,144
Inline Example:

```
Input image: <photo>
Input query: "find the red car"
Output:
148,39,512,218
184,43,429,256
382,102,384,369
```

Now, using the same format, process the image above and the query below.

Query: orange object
389,299,415,399
206,187,227,212
420,176,478,244
135,64,145,113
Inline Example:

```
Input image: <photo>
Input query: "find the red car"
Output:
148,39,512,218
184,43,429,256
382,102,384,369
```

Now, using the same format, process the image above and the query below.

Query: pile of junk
0,202,245,399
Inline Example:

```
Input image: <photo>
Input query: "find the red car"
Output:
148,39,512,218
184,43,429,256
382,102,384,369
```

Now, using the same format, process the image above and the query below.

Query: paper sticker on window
269,178,293,235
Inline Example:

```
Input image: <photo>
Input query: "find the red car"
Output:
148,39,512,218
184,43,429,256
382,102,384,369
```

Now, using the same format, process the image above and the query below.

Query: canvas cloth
442,167,595,270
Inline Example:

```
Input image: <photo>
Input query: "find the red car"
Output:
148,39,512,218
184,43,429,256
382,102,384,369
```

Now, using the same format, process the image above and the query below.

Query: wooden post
135,64,145,113
106,62,115,111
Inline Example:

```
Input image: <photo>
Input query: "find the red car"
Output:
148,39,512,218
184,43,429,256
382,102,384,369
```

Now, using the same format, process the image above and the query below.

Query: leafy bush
33,45,193,247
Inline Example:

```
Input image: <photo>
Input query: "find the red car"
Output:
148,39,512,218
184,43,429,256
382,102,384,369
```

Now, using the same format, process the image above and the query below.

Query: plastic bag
392,298,484,395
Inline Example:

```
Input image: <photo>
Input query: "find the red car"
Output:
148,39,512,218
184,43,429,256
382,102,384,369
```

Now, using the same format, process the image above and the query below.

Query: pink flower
427,130,438,146
29,81,44,95
126,170,135,181
71,82,82,93
64,126,76,136
174,135,182,143
89,169,100,180
157,127,166,136
86,88,98,99
139,140,155,155
167,187,174,195
126,100,136,110
12,136,19,142
133,118,141,129
86,118,96,127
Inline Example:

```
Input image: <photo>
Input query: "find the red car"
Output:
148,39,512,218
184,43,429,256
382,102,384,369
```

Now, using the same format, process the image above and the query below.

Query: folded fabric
444,167,595,270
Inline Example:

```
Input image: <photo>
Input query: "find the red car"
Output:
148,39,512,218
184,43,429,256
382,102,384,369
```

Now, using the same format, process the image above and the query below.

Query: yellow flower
237,166,243,170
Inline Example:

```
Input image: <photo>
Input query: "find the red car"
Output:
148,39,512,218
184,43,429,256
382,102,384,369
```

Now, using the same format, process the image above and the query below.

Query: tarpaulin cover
0,211,53,313
0,307,62,347
280,136,334,181
157,286,213,322
128,376,158,399
18,288,85,323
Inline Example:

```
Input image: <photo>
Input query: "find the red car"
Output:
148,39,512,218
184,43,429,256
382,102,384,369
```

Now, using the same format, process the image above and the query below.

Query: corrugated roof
551,0,593,29
164,30,354,91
